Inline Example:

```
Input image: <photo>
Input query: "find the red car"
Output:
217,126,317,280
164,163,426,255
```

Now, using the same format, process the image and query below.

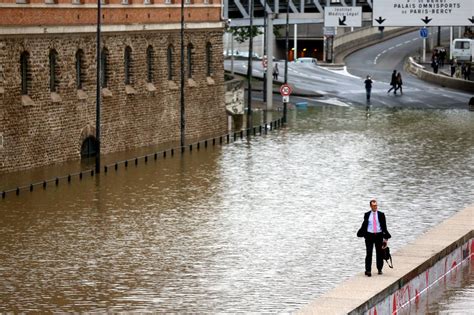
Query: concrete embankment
298,205,473,315
404,57,474,93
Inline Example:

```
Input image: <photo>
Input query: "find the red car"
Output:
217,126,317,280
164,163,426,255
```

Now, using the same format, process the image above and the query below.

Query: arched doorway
81,136,98,159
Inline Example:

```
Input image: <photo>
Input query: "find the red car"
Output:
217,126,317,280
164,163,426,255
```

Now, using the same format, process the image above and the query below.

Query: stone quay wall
0,26,227,173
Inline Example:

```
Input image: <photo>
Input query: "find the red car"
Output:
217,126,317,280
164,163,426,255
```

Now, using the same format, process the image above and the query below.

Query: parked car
296,57,318,65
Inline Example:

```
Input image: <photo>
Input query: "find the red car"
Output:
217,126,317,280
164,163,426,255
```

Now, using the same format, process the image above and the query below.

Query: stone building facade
0,0,226,174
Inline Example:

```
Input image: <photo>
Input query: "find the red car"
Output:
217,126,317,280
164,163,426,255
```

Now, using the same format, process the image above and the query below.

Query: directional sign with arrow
375,16,386,25
338,16,347,26
324,7,362,28
421,16,432,25
373,0,473,27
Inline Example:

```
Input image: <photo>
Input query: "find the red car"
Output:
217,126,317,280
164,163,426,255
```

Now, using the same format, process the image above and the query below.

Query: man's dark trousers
365,232,384,273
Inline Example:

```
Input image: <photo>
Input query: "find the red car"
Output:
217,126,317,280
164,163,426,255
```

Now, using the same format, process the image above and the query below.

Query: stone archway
79,125,97,159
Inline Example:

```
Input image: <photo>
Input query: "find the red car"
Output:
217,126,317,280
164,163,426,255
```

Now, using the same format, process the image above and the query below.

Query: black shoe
365,271,372,277
378,270,383,275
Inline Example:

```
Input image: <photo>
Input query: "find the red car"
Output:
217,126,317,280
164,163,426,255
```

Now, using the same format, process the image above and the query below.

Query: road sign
262,55,268,70
324,7,362,27
323,27,336,36
373,0,474,27
282,95,289,103
419,27,429,38
280,84,292,96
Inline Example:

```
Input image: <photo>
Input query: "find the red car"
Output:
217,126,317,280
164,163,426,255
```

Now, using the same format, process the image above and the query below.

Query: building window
164,0,173,4
76,49,85,90
100,48,109,88
45,0,59,4
167,45,174,80
206,42,212,77
20,51,30,95
49,49,59,92
146,45,154,83
187,43,194,78
124,46,132,85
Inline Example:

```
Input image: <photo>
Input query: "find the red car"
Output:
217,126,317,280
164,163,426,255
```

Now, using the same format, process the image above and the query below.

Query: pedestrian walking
387,70,397,94
464,64,471,80
357,199,392,277
450,60,456,77
364,75,373,101
439,49,446,67
395,72,403,95
461,63,467,79
273,63,279,81
431,57,439,74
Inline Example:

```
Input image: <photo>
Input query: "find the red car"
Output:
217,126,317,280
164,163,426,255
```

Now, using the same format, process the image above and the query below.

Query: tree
228,26,263,44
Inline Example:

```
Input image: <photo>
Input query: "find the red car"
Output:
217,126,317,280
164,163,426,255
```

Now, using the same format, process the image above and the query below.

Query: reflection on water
0,106,473,312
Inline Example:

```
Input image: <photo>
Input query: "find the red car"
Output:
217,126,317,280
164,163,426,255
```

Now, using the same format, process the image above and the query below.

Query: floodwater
0,105,473,312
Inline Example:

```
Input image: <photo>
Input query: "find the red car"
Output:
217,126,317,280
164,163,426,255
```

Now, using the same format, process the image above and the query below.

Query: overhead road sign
372,0,474,27
324,7,362,27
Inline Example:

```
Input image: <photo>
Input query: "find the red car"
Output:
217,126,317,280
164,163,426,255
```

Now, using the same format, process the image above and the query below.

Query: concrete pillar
266,15,274,110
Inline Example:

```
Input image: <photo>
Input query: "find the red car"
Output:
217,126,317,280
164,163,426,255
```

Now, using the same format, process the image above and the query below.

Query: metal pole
246,0,254,130
423,37,426,63
294,24,297,62
437,26,441,47
283,0,289,124
449,26,453,60
263,0,267,105
95,0,101,174
231,32,234,75
180,0,185,148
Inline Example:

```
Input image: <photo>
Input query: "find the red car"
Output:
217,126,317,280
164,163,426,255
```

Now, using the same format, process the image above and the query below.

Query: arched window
75,49,85,89
206,42,212,77
49,49,59,92
20,51,30,95
187,43,194,78
100,48,109,88
124,46,132,85
146,45,154,83
167,45,174,80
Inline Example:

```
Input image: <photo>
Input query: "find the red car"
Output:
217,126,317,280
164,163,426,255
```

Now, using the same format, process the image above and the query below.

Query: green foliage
229,26,263,44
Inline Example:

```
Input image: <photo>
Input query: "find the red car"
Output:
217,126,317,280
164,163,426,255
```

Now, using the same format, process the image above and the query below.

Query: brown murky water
1,106,473,312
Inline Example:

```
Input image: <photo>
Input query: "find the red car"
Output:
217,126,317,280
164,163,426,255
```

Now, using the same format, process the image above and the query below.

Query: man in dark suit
357,199,391,277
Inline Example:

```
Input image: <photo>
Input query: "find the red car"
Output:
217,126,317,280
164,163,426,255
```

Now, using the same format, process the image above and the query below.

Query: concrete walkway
298,205,473,315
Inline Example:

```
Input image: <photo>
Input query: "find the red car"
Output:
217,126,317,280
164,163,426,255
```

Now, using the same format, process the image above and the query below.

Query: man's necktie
373,212,377,234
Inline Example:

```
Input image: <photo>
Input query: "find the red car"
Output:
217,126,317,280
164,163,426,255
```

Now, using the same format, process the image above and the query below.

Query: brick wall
0,28,226,173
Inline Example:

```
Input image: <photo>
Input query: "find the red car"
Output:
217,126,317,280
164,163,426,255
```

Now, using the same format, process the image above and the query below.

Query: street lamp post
283,0,289,124
95,0,101,174
180,0,185,148
246,0,254,131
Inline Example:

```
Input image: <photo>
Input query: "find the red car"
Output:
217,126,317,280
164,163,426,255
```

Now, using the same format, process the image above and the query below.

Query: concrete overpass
224,0,375,26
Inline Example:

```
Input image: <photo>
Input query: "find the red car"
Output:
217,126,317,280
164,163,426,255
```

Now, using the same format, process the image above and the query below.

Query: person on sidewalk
395,72,403,95
364,75,373,102
450,60,456,77
357,199,391,277
273,63,279,81
464,63,471,80
431,57,439,74
387,70,397,94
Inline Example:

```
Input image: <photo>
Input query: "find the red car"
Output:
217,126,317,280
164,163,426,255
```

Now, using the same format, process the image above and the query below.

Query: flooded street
1,105,473,312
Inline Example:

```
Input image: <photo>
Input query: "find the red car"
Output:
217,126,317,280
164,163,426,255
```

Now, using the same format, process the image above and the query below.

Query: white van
451,38,474,62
